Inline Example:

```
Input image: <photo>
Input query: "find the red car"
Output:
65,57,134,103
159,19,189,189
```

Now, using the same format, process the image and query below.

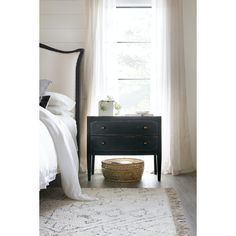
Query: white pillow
45,92,75,111
47,106,74,117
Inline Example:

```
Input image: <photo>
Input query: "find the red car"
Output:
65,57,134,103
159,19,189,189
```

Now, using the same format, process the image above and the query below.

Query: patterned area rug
40,188,189,236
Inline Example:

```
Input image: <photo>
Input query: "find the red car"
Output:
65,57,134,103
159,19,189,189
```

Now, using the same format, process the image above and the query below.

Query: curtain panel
151,0,195,174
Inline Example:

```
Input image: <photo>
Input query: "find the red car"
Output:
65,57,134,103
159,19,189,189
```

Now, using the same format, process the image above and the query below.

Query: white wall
40,0,87,50
182,0,197,168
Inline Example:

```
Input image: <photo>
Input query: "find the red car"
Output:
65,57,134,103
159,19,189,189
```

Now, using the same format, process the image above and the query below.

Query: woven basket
102,158,144,183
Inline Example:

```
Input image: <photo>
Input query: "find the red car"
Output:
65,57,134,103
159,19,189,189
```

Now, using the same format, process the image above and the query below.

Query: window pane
116,8,152,42
116,43,151,78
118,79,150,114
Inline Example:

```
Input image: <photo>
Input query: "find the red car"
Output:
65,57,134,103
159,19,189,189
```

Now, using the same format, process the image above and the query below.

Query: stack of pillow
39,79,75,117
45,92,75,117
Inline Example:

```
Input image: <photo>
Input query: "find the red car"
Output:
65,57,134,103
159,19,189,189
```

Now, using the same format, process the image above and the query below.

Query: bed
39,44,94,200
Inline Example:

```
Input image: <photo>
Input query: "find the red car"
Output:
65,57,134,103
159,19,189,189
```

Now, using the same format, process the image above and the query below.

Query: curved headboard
40,43,84,156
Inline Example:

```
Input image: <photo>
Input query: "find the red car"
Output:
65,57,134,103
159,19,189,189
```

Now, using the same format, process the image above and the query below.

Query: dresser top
88,116,161,121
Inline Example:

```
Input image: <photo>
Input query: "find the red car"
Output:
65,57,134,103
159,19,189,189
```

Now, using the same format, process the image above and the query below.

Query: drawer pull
101,141,105,145
101,126,106,130
143,141,148,145
143,126,148,129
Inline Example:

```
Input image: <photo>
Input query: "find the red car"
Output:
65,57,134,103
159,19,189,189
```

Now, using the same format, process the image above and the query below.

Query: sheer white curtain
86,0,117,116
151,0,195,174
80,0,116,171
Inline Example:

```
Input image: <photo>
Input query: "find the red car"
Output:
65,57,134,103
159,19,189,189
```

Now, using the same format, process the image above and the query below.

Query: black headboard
39,43,84,158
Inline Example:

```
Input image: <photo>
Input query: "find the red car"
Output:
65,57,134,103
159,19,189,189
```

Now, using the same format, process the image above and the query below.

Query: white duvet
39,106,96,201
39,120,58,189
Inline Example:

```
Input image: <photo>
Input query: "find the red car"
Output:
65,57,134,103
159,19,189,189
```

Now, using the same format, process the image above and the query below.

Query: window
114,0,152,115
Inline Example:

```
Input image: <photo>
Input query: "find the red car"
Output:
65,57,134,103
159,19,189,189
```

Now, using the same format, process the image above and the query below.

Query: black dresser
87,116,162,181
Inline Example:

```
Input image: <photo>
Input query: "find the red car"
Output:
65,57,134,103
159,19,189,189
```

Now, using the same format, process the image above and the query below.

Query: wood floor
47,172,196,236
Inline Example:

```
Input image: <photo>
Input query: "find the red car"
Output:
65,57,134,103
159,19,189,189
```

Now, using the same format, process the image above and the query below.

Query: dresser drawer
90,120,160,135
91,135,158,153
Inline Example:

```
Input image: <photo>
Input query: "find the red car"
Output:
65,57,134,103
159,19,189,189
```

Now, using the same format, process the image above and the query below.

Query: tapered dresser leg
87,153,91,181
157,154,162,182
92,155,95,175
154,155,157,175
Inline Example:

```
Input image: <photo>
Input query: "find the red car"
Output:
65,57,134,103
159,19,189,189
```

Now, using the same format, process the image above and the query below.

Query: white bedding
39,107,96,201
55,114,78,150
39,120,58,189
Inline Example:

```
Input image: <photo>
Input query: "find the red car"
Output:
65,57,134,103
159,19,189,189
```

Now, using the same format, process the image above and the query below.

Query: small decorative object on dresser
87,116,162,182
98,96,121,116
